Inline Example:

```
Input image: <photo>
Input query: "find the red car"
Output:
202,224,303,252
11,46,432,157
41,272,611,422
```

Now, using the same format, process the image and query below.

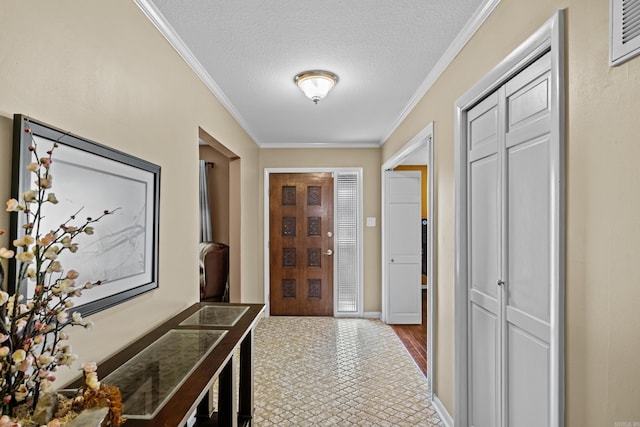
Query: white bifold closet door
467,51,554,427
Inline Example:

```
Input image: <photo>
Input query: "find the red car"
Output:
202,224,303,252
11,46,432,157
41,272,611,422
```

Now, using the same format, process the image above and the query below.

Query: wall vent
611,0,640,65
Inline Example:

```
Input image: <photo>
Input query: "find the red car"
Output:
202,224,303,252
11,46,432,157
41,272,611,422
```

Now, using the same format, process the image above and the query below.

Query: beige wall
0,1,260,386
260,148,382,313
383,0,640,425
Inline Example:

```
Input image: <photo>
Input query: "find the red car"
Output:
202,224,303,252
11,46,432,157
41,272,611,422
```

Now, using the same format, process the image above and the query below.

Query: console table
67,303,265,427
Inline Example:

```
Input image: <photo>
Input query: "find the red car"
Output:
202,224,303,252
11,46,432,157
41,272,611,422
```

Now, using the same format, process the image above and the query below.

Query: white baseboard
364,311,381,319
432,393,453,427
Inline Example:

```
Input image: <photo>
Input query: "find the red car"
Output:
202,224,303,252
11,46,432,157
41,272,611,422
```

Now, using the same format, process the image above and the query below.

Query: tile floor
252,317,444,426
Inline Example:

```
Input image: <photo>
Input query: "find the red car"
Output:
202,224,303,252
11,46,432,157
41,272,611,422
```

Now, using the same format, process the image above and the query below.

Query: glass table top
102,329,227,419
179,305,249,327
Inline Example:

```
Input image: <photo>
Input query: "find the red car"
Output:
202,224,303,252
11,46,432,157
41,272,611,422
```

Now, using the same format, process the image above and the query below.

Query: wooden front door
269,173,334,316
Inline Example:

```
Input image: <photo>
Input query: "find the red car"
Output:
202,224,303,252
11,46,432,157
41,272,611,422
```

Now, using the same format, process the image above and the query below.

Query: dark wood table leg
194,390,212,425
218,357,237,427
238,329,254,426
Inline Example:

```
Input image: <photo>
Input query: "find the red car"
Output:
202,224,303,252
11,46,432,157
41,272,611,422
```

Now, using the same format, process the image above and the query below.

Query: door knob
327,231,333,237
324,249,333,256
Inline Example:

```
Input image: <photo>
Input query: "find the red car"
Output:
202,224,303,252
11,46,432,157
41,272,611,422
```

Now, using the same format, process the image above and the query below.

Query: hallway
252,316,442,426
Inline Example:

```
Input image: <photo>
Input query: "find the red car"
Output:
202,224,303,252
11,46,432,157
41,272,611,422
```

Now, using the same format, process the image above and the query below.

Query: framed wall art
9,114,161,316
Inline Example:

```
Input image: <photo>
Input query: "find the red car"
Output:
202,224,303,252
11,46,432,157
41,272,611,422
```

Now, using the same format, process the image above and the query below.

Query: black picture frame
9,114,160,317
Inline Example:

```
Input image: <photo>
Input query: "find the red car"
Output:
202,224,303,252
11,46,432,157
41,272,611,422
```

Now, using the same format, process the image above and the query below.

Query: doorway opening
198,128,241,302
381,122,435,389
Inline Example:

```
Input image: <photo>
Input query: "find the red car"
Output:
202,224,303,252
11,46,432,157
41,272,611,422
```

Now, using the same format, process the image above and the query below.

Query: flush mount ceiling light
294,70,339,104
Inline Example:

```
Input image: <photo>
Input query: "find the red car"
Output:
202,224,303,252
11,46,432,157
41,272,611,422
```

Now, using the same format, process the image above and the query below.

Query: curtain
199,160,213,242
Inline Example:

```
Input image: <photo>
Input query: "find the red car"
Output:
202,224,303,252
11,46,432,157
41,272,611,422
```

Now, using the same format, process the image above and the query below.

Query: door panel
507,136,551,322
470,155,499,300
470,304,498,427
507,325,550,427
469,93,499,151
388,262,421,317
508,78,549,130
506,52,551,134
269,173,334,316
386,171,422,324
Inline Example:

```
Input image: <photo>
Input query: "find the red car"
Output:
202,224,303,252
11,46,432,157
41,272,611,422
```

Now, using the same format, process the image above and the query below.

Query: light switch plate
366,217,376,227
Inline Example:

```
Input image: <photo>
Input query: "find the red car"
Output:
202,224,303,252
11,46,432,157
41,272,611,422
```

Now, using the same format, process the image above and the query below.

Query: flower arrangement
0,124,125,426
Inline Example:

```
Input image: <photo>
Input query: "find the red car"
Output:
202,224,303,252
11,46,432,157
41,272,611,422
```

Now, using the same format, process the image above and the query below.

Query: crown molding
259,141,380,149
134,0,262,146
380,0,501,146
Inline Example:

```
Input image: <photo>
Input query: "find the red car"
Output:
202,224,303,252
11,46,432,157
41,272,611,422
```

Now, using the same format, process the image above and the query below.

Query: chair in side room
199,242,229,302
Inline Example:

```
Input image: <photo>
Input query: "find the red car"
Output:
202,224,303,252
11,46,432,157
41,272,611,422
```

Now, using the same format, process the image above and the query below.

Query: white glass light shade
294,71,338,104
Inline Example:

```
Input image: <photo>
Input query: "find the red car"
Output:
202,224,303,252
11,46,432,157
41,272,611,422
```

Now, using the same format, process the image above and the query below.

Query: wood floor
390,289,428,377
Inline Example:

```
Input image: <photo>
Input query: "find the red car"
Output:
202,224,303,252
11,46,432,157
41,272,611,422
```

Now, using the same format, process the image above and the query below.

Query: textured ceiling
139,0,489,147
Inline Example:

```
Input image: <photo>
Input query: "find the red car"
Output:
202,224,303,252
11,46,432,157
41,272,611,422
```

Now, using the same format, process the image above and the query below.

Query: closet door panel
506,136,551,322
470,155,499,300
469,93,499,151
467,91,501,427
470,304,498,427
507,324,550,427
469,93,499,163
506,52,551,131
503,52,553,427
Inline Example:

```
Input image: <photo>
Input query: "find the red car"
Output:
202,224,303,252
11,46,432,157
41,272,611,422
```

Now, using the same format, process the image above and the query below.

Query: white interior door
466,51,556,427
385,170,422,324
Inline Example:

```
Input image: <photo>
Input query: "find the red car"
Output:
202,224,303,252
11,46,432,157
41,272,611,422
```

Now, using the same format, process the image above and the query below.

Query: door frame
263,168,364,317
453,11,565,427
381,122,435,394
